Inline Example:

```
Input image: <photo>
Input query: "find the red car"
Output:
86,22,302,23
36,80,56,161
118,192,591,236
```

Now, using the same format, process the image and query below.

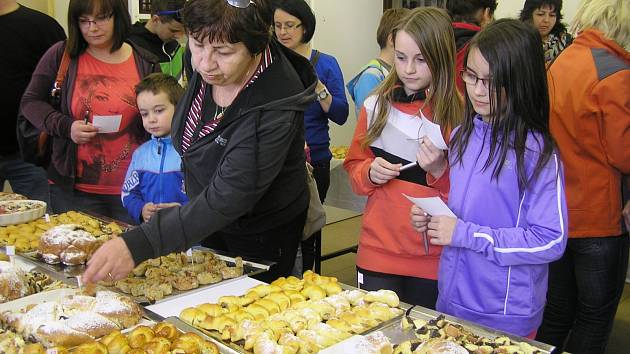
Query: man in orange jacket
536,1,630,353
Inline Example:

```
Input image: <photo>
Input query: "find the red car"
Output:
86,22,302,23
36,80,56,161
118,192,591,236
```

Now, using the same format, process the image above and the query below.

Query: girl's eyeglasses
226,0,256,8
460,70,492,90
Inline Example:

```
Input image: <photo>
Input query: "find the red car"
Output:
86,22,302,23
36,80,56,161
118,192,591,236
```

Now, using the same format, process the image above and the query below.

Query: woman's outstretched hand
83,237,135,284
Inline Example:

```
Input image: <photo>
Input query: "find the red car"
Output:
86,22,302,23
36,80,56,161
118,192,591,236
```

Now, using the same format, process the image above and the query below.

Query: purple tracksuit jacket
437,116,568,336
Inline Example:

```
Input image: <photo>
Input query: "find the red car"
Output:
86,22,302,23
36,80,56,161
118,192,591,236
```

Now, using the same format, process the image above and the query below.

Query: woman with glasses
83,0,317,284
273,0,349,275
21,0,158,223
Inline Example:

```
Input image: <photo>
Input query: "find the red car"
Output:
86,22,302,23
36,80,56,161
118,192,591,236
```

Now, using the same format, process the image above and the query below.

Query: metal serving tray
156,281,408,354
377,305,555,354
18,243,273,305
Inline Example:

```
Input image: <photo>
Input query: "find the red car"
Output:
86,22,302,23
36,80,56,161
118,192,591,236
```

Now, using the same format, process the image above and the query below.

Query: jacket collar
152,135,172,143
574,29,630,62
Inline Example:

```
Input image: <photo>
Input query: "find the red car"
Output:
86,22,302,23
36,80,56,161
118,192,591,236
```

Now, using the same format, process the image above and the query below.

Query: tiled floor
319,215,630,354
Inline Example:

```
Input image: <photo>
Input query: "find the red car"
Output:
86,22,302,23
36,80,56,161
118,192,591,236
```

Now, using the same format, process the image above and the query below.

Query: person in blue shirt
347,8,409,117
121,73,188,223
273,0,349,273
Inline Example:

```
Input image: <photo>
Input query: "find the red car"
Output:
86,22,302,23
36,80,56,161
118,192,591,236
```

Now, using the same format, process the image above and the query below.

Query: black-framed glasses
157,9,183,22
274,22,302,32
226,0,256,8
78,13,113,29
460,70,492,90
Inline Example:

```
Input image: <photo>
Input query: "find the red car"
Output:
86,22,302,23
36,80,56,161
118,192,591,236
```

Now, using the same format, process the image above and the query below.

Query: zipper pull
157,138,162,155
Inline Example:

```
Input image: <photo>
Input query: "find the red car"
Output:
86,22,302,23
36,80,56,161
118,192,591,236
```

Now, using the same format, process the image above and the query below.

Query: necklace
214,104,227,120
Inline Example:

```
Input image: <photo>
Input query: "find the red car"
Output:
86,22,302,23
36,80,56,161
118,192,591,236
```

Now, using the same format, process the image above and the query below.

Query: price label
44,213,50,222
5,245,15,256
186,248,194,265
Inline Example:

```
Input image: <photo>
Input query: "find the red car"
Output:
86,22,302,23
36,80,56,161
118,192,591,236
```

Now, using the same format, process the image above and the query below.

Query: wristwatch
316,88,330,101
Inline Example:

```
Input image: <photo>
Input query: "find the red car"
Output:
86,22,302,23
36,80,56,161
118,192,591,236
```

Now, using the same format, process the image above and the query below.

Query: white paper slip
419,115,448,150
403,194,456,217
92,114,122,133
371,122,420,163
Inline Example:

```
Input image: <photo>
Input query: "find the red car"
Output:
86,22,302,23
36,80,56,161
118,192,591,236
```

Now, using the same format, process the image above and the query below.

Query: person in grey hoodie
411,19,567,337
83,0,316,284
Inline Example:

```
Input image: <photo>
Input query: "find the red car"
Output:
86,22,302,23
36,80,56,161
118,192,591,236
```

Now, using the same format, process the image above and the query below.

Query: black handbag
17,46,70,167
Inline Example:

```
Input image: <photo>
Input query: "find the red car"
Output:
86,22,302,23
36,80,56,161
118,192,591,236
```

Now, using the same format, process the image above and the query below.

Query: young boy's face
137,90,175,138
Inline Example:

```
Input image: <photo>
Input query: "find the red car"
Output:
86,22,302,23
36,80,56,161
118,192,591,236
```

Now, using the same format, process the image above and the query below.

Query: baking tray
377,306,555,354
19,245,273,304
145,276,266,319
145,277,266,354
149,280,407,354
0,210,131,255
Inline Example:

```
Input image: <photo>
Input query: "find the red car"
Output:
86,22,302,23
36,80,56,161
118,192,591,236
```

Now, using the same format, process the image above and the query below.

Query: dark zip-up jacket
20,41,159,191
122,40,317,265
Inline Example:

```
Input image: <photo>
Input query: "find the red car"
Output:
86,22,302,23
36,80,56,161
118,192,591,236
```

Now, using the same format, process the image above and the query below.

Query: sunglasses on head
226,0,256,8
156,9,183,22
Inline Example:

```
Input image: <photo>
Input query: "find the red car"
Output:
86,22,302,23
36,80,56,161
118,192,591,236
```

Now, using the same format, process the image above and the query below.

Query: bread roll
100,330,132,353
180,307,206,326
153,322,180,341
128,325,155,349
144,336,172,353
364,289,400,308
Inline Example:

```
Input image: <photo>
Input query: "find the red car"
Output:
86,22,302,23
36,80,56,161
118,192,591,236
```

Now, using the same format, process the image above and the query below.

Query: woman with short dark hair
83,0,317,284
21,0,158,223
273,0,349,274
519,0,572,66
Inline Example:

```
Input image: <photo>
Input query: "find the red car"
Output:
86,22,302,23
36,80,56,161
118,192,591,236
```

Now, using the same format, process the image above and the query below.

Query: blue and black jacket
121,136,188,223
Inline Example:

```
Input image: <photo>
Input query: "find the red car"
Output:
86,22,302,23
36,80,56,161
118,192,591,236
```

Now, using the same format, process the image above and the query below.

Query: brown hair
376,8,410,49
67,0,130,58
363,7,463,148
182,0,273,55
135,73,185,105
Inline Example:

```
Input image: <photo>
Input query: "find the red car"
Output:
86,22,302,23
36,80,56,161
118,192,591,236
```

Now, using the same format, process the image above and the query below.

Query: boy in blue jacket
121,73,188,223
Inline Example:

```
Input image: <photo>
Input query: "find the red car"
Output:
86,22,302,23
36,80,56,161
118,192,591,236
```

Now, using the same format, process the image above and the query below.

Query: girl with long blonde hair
344,7,463,308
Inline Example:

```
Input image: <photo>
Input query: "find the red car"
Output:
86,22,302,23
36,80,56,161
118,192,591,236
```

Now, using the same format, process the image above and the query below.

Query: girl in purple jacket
410,19,568,337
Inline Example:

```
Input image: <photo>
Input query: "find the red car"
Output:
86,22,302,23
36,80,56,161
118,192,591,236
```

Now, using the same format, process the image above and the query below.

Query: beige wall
53,0,70,34
310,0,382,148
18,0,50,14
